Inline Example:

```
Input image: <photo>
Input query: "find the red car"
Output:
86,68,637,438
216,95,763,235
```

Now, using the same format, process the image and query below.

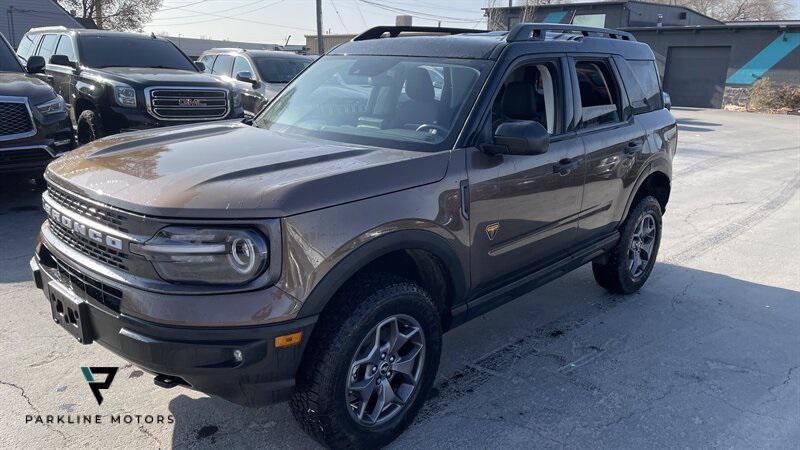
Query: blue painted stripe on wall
726,33,800,85
542,12,568,23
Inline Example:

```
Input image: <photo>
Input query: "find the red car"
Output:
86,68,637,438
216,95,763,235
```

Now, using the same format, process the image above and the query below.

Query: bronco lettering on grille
44,202,124,250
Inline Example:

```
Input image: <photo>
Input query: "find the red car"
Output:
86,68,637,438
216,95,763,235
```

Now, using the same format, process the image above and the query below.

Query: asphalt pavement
1,108,798,449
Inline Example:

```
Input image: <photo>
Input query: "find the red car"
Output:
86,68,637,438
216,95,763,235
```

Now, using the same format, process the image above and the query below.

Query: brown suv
31,25,676,448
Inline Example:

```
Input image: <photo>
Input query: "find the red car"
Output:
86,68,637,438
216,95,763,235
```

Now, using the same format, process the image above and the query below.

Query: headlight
132,227,268,285
232,90,242,108
36,96,66,115
114,85,137,108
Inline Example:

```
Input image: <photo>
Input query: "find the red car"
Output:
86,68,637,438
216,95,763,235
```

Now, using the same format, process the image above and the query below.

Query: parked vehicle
31,24,676,448
16,27,244,144
199,48,313,117
0,33,73,174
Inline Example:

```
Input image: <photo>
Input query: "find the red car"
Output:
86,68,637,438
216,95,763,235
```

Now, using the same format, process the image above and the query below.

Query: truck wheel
593,195,662,294
290,274,442,449
77,110,104,144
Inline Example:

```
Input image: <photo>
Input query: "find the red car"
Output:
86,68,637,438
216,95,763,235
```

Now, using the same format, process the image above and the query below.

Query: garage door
663,46,732,108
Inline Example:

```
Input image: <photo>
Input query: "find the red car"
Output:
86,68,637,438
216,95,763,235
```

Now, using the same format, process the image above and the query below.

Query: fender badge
485,222,500,241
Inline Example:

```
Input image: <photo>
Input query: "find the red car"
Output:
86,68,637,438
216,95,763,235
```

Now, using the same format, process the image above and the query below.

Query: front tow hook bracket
153,374,188,389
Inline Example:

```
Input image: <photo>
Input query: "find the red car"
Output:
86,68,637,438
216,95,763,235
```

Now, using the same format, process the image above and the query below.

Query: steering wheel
415,123,448,135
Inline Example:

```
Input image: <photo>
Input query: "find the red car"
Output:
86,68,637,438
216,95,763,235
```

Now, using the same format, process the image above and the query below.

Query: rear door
570,56,647,244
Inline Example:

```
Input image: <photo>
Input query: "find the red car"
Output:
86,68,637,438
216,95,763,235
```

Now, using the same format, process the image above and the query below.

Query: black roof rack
507,23,636,42
353,26,490,41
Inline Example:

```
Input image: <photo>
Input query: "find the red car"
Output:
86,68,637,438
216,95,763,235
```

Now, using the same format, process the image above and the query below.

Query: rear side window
37,34,59,60
211,54,234,76
575,60,621,128
55,36,76,62
628,60,663,113
16,34,38,61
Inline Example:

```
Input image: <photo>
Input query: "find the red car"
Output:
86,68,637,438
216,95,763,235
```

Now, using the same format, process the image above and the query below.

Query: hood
0,72,58,104
46,122,450,218
92,67,228,87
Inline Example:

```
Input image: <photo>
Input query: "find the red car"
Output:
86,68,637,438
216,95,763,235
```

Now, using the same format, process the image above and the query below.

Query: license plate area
49,281,93,344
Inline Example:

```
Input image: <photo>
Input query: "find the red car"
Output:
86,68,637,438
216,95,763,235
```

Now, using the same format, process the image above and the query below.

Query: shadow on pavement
0,175,46,284
166,263,799,448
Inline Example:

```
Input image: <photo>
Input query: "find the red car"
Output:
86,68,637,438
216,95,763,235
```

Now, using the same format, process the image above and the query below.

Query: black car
0,33,73,174
199,49,313,117
16,27,244,144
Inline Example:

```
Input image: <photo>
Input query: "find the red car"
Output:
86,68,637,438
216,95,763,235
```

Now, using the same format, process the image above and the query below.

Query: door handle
624,140,643,155
553,158,579,175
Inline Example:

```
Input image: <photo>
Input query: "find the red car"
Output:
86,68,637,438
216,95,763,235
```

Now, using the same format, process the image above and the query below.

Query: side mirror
49,54,75,69
236,71,259,87
486,121,549,156
662,91,672,110
194,61,206,72
26,55,45,74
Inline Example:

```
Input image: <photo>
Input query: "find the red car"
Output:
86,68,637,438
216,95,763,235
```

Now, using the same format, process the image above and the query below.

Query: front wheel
290,275,442,449
76,110,104,145
593,195,662,294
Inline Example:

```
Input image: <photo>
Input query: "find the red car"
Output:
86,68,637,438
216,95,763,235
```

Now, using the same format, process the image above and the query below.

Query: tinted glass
77,36,195,70
54,36,76,62
575,61,621,127
232,56,253,77
253,57,311,83
0,37,23,72
629,59,663,112
38,34,59,59
212,54,234,76
492,62,560,135
16,34,37,60
254,55,490,151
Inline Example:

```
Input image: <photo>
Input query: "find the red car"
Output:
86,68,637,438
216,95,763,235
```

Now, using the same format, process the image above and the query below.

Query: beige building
304,33,357,55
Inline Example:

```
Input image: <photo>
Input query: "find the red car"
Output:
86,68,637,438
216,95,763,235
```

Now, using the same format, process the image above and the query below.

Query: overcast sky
143,0,800,46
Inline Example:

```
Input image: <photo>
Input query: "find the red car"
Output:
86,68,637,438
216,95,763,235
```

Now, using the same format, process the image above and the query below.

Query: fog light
275,331,302,348
233,349,243,362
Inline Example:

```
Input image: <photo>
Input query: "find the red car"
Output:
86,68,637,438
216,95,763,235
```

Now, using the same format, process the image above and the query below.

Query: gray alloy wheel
345,314,426,427
628,213,657,279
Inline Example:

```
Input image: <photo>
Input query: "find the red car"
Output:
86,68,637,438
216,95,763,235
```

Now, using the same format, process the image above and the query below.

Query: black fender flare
296,229,467,319
620,156,671,223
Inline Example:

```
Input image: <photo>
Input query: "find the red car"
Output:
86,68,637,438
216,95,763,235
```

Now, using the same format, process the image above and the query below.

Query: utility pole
7,7,15,46
507,0,512,31
315,0,324,55
95,0,104,29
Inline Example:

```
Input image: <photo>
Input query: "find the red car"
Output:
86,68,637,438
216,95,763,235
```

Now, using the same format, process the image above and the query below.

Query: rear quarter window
627,59,663,113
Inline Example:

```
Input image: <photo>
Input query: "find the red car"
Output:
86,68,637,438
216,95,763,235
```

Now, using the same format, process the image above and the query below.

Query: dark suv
198,48,313,117
0,33,73,174
31,25,676,448
16,27,244,144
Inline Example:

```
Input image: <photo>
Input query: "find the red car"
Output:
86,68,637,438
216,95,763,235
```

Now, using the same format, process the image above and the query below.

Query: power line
329,0,350,33
357,0,483,24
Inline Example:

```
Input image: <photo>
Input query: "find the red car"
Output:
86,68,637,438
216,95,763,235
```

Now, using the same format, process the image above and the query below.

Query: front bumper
31,244,316,407
0,114,74,174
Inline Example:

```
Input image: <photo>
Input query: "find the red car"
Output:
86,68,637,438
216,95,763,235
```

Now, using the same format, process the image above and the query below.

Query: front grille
146,87,228,121
44,251,122,313
47,184,130,232
48,217,129,270
0,147,51,164
0,101,34,138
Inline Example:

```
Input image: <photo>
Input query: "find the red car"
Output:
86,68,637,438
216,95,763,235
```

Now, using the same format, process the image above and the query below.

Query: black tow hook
153,374,189,389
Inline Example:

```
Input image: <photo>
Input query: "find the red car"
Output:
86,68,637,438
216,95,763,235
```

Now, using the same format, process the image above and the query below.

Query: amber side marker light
275,331,303,348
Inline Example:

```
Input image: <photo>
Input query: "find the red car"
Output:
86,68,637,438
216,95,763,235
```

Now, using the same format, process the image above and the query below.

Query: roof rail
206,47,248,53
353,26,490,41
27,26,70,33
507,23,636,42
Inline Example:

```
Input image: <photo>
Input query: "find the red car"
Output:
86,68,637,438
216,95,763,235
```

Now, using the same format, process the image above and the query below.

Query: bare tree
58,0,163,31
646,0,793,21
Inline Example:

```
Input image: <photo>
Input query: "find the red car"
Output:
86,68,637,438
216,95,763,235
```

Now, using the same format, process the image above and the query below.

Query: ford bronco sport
16,28,244,144
31,24,676,448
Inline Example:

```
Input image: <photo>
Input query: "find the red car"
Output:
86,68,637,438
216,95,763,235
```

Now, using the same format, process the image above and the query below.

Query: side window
54,36,76,62
16,34,37,60
199,54,216,73
232,56,253,77
575,60,621,128
491,61,561,135
628,60,663,113
37,34,59,61
211,54,234,76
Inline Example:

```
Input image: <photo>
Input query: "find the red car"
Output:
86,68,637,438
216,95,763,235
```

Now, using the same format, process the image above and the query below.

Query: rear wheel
593,195,662,294
290,274,441,449
77,110,104,144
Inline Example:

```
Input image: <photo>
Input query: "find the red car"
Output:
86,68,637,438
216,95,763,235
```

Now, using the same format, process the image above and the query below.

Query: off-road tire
77,110,104,144
290,274,442,449
593,195,662,294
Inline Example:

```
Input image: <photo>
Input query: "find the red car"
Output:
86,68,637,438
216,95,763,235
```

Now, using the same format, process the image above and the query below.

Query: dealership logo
81,367,118,405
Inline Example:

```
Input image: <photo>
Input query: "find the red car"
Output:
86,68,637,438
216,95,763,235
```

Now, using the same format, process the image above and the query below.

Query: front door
232,56,261,116
468,57,586,292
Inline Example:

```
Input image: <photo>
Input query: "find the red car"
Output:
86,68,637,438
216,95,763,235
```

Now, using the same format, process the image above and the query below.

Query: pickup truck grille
48,215,130,270
47,184,130,233
145,87,229,121
0,100,35,139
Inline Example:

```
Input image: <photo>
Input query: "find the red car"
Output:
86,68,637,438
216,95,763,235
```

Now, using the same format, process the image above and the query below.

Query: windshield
0,37,22,72
253,57,311,83
77,36,196,70
253,55,490,150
